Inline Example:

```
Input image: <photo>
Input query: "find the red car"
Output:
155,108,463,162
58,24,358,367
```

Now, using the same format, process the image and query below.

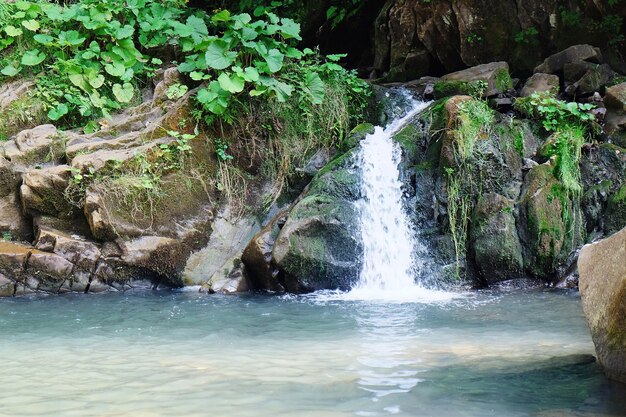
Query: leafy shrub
514,92,595,133
0,0,370,131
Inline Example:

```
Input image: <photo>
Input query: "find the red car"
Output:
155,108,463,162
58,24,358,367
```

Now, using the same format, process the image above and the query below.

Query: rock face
374,1,625,81
470,193,524,283
271,150,363,292
243,148,363,293
578,226,626,383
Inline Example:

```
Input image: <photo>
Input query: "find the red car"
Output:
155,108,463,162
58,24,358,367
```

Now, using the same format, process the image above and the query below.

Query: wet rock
520,73,560,97
470,193,524,284
0,273,14,297
534,44,603,74
518,161,571,279
183,207,261,286
578,226,626,383
604,82,626,111
119,236,188,286
272,150,363,292
440,62,512,97
242,210,290,292
206,257,249,294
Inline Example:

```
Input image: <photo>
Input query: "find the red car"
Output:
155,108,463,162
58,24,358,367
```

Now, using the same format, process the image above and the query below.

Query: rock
565,63,614,95
0,193,33,242
520,73,560,97
1,124,63,166
0,273,14,297
242,210,290,292
518,161,581,279
440,62,512,97
606,184,626,234
581,144,626,236
470,193,524,284
183,207,261,286
0,157,19,197
534,44,603,74
272,150,363,292
0,242,33,281
604,82,626,111
118,236,188,286
20,165,73,217
578,226,626,383
0,80,34,109
206,257,249,294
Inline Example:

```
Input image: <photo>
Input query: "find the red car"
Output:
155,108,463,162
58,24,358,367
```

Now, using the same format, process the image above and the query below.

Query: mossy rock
520,162,571,278
470,193,524,284
272,149,362,292
606,183,626,234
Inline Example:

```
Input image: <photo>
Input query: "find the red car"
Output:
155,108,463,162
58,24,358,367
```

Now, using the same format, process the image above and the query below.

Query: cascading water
347,95,454,302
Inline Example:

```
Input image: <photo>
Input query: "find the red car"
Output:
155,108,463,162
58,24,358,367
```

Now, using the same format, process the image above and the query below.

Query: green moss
433,80,486,99
393,124,420,157
494,68,513,92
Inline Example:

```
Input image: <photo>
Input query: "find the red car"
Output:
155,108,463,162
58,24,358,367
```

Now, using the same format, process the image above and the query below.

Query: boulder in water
578,226,626,383
267,150,363,293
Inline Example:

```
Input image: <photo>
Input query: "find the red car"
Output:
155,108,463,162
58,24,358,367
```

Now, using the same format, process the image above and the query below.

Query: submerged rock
578,226,626,383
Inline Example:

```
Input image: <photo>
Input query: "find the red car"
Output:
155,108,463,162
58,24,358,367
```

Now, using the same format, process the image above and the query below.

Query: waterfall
347,96,454,302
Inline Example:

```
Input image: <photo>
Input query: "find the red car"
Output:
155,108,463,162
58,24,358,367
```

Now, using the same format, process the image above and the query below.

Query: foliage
514,27,539,44
514,92,595,133
0,0,370,131
443,98,494,279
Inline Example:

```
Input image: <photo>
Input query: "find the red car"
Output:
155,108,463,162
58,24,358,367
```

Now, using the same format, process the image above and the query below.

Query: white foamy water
346,97,455,302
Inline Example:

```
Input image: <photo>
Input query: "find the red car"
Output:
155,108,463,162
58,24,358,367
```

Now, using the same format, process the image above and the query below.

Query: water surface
1,289,625,417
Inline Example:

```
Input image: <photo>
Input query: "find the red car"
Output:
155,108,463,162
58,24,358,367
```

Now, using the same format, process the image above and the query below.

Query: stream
1,289,625,417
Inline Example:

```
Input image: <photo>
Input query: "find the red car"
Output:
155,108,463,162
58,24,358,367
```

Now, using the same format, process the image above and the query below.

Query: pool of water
1,288,625,417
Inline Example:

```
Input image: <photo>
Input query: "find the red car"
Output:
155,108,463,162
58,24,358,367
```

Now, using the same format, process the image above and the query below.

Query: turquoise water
1,289,625,417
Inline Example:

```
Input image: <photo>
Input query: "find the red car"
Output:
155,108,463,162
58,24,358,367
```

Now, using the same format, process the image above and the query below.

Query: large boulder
270,150,363,293
470,193,524,283
578,226,626,383
534,44,603,74
440,62,512,97
518,161,576,279
520,73,560,97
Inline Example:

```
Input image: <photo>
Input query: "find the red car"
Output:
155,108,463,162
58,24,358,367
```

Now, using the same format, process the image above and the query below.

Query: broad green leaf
105,62,126,77
58,30,85,46
48,103,69,121
5,26,23,37
21,20,40,31
205,40,236,70
243,67,259,82
190,71,207,81
279,18,301,40
88,74,105,89
218,72,245,93
21,49,46,66
186,15,208,36
303,72,325,105
33,34,54,45
112,83,134,103
116,25,135,39
212,10,231,23
264,48,284,73
1,65,21,77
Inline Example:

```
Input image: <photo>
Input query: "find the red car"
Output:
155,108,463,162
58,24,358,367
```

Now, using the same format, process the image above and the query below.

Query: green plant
215,138,234,161
1,231,11,241
514,92,595,133
514,27,539,44
466,33,482,45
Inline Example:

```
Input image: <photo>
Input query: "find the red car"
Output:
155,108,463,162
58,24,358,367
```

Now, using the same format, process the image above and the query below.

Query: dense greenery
0,0,369,131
